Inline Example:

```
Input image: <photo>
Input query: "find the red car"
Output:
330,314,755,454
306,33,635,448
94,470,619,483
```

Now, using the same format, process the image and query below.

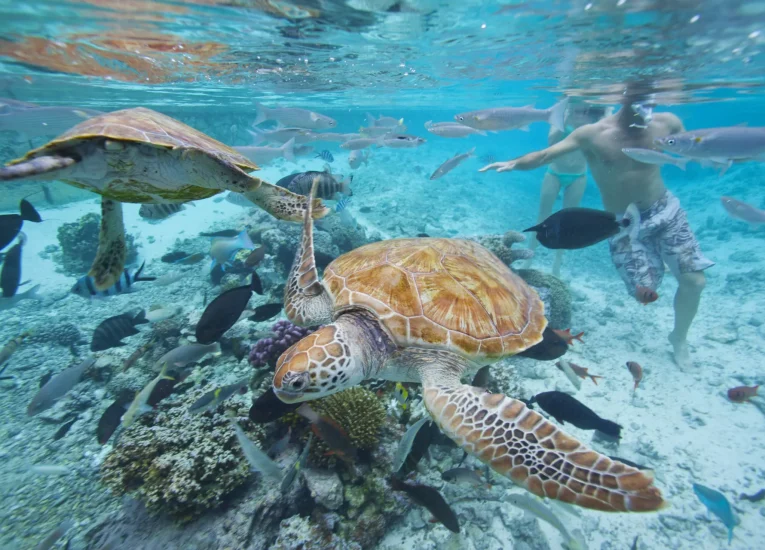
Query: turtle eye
284,372,310,393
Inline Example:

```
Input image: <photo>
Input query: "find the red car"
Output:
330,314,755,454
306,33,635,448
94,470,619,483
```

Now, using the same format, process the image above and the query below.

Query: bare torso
577,112,683,212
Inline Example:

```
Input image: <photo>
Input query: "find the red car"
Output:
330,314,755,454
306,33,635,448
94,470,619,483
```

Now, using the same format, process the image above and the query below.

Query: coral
309,387,386,468
100,389,263,522
272,515,361,550
249,320,317,368
27,323,83,348
316,214,376,255
55,212,138,275
515,268,572,329
470,231,533,268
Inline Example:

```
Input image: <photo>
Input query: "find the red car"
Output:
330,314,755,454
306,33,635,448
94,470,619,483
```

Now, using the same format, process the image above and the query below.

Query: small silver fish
340,137,380,150
425,121,486,138
27,357,96,416
441,467,489,487
188,378,248,414
378,134,426,149
254,102,336,130
122,363,173,427
366,113,403,128
721,196,765,225
655,126,765,162
430,147,475,180
621,148,688,170
235,138,295,164
155,342,220,371
455,99,568,132
229,417,283,481
247,126,312,145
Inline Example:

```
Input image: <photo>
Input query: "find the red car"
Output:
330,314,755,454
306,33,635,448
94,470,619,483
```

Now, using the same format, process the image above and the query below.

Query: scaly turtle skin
0,107,328,290
273,179,665,513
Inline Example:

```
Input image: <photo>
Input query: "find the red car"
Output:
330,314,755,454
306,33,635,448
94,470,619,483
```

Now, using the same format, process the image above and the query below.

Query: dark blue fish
315,150,334,162
71,261,155,298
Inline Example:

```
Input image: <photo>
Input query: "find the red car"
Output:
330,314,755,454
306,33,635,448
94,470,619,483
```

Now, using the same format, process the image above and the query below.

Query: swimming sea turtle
0,107,328,290
273,180,664,512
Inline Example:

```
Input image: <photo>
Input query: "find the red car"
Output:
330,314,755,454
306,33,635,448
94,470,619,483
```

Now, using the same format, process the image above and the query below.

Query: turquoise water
1,1,765,549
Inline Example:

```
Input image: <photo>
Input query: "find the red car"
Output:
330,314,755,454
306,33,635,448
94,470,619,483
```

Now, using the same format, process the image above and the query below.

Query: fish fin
253,102,269,126
281,138,295,163
618,203,641,242
310,112,319,122
133,261,156,282
133,309,148,325
676,157,688,171
522,223,542,233
424,120,432,128
246,127,265,145
237,230,255,251
548,97,569,132
519,125,530,132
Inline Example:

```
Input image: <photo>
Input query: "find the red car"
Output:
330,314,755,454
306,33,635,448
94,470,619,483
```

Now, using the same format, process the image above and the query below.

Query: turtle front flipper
244,180,329,223
415,351,665,512
0,156,77,181
283,177,333,326
88,198,127,291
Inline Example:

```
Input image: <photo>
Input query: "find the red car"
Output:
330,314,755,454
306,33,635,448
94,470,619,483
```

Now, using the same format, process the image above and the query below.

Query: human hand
479,161,516,173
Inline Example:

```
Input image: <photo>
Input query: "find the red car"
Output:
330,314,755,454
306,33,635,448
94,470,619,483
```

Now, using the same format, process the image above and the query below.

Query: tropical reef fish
693,483,737,545
196,274,262,344
430,147,475,180
555,359,582,391
90,309,148,352
254,102,336,130
138,203,187,220
27,357,96,416
248,303,283,322
517,327,568,361
315,150,334,162
552,328,584,345
471,365,491,389
401,420,440,474
727,385,758,403
505,493,587,550
189,378,249,414
655,126,765,165
441,467,490,488
97,393,133,444
720,196,765,225
524,205,640,250
247,126,312,145
0,331,31,374
740,488,765,502
156,342,220,371
209,230,254,270
348,149,370,169
621,147,689,170
529,391,622,439
389,477,460,533
280,433,313,492
0,198,41,250
235,138,295,164
122,362,174,427
229,416,283,481
560,361,603,385
245,245,267,268
249,387,300,423
424,121,487,138
455,99,568,132
0,232,25,297
335,197,352,214
392,416,431,473
71,261,155,298
394,382,409,411
378,134,426,148
34,519,74,550
277,170,352,199
635,285,658,304
297,403,357,463
626,361,643,391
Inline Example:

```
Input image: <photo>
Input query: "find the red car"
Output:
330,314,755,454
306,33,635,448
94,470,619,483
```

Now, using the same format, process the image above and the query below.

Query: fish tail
133,261,156,282
281,138,295,163
246,127,265,145
573,331,584,343
237,230,255,251
590,375,603,385
619,203,641,242
253,102,269,126
548,97,569,132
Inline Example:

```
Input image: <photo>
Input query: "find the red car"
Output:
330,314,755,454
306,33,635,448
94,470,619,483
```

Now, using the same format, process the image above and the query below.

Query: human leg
668,272,705,369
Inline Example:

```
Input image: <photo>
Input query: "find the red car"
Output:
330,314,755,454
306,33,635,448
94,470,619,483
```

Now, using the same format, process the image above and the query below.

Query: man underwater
481,84,713,369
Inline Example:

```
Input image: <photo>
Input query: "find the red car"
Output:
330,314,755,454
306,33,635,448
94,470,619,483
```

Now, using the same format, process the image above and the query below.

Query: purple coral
248,320,317,368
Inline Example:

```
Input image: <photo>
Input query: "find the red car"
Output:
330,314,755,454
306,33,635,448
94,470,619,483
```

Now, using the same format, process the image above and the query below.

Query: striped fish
138,203,186,220
335,197,352,213
315,150,334,162
277,171,352,199
90,310,149,352
71,261,156,298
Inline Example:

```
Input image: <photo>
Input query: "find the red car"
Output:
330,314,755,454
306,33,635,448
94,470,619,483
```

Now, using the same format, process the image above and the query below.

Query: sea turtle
0,107,328,290
273,180,665,513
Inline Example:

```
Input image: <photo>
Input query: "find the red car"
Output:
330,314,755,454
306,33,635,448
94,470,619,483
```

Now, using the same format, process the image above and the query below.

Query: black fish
740,488,765,502
608,455,650,470
315,150,334,162
210,263,225,285
148,376,178,407
97,393,132,444
249,387,300,423
277,171,351,199
416,233,430,238
249,303,283,322
530,391,622,439
161,251,190,263
91,310,148,352
53,417,77,441
0,236,23,297
199,229,240,238
517,327,567,361
196,274,260,344
401,420,440,474
471,365,491,389
39,371,53,388
138,203,185,220
20,199,42,223
523,206,637,250
0,198,40,250
389,477,460,533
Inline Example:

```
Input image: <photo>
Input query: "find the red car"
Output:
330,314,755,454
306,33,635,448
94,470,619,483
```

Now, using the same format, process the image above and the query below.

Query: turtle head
273,323,365,403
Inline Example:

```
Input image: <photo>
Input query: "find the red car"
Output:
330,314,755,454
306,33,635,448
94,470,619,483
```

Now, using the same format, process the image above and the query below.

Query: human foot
668,332,691,370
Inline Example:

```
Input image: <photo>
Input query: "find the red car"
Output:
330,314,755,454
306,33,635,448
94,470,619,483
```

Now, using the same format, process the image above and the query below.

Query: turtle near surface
272,179,665,513
0,107,329,290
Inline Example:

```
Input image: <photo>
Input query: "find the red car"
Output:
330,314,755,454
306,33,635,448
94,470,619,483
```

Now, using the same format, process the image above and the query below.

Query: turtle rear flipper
244,180,329,222
0,156,77,181
88,198,127,291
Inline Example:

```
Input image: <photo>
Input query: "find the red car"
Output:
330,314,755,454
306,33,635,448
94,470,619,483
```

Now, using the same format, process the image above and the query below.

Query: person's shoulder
654,112,684,131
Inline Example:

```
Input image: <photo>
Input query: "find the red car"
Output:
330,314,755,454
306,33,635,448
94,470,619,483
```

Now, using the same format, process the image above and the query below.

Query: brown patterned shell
9,107,259,172
323,238,546,361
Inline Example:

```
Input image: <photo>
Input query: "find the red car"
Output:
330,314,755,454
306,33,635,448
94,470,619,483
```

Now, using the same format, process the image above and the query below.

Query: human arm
479,127,586,173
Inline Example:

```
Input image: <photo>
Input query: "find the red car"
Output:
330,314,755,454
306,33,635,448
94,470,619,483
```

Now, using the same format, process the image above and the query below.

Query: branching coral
100,390,263,523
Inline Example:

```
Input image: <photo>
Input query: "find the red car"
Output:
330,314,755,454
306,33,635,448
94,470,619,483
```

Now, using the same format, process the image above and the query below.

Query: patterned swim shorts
608,190,714,293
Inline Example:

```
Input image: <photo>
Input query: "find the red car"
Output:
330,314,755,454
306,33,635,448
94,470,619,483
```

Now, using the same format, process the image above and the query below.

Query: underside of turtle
272,178,666,513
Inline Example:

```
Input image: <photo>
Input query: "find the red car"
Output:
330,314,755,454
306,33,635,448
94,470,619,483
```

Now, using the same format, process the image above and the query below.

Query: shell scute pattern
13,107,259,172
324,238,545,360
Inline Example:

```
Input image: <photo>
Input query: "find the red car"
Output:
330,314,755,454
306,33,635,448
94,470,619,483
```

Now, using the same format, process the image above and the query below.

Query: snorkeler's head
565,102,608,127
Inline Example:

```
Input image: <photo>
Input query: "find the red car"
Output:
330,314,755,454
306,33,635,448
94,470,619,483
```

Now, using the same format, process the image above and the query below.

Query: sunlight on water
0,1,764,549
